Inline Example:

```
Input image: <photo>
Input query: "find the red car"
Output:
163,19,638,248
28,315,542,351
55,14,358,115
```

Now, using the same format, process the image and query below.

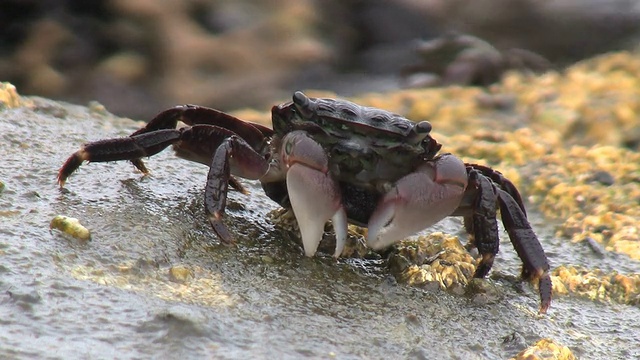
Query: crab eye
292,91,313,118
293,91,309,107
414,121,432,134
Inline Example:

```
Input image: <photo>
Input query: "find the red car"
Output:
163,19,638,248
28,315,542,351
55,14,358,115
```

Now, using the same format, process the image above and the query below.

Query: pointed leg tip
56,175,67,188
130,158,149,174
208,212,236,245
538,272,552,315
57,170,70,188
539,303,550,315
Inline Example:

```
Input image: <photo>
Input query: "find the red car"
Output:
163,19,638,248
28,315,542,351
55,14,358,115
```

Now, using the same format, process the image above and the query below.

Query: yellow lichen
552,265,640,305
511,339,576,360
0,82,21,108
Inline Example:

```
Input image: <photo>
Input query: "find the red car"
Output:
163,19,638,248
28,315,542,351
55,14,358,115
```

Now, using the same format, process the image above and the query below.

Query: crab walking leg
128,105,273,174
281,131,347,257
464,170,501,279
58,125,254,186
467,163,526,215
367,154,468,250
58,129,182,185
495,187,552,313
205,135,269,244
463,168,551,313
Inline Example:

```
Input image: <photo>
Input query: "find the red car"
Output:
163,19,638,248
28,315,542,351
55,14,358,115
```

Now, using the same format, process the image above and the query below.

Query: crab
58,91,551,313
401,33,551,88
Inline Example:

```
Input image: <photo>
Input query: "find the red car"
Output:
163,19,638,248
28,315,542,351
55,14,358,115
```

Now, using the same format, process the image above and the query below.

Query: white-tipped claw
286,163,343,257
367,155,467,250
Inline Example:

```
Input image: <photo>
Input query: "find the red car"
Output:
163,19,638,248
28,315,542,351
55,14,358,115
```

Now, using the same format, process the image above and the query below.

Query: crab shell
264,92,468,258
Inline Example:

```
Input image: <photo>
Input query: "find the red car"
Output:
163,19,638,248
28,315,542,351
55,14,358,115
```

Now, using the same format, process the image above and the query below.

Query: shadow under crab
57,91,551,313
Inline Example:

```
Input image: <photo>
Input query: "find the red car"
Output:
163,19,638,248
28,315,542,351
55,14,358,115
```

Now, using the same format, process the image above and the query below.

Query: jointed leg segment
463,165,551,313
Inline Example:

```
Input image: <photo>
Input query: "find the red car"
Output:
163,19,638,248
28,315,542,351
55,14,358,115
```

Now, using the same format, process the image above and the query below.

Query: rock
50,215,91,241
168,265,193,283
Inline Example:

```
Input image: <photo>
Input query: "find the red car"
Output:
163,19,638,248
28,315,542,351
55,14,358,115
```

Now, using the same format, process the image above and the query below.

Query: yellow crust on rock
0,82,22,108
510,338,576,360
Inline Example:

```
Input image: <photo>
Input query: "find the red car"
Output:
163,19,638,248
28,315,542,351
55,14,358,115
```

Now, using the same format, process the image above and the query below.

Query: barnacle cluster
388,232,476,291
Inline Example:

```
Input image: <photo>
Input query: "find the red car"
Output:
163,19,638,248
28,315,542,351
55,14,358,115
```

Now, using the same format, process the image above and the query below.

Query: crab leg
367,154,468,250
280,131,347,257
127,105,272,173
58,129,182,185
495,187,551,314
204,135,269,244
466,163,526,214
464,170,500,279
59,125,239,185
463,168,551,313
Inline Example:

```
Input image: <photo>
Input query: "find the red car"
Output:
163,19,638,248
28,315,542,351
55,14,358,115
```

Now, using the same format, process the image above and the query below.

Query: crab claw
367,154,468,249
282,131,347,257
287,165,346,257
332,207,348,258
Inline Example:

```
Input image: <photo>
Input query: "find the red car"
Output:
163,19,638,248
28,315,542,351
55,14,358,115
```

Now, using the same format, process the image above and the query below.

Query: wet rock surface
1,50,640,359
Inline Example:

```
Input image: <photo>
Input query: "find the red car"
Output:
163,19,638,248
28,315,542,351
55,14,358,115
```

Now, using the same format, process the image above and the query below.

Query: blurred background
1,0,639,119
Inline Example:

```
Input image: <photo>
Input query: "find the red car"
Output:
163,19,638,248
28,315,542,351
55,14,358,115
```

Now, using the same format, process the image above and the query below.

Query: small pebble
50,215,91,241
168,265,192,283
586,170,615,186
584,237,606,258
